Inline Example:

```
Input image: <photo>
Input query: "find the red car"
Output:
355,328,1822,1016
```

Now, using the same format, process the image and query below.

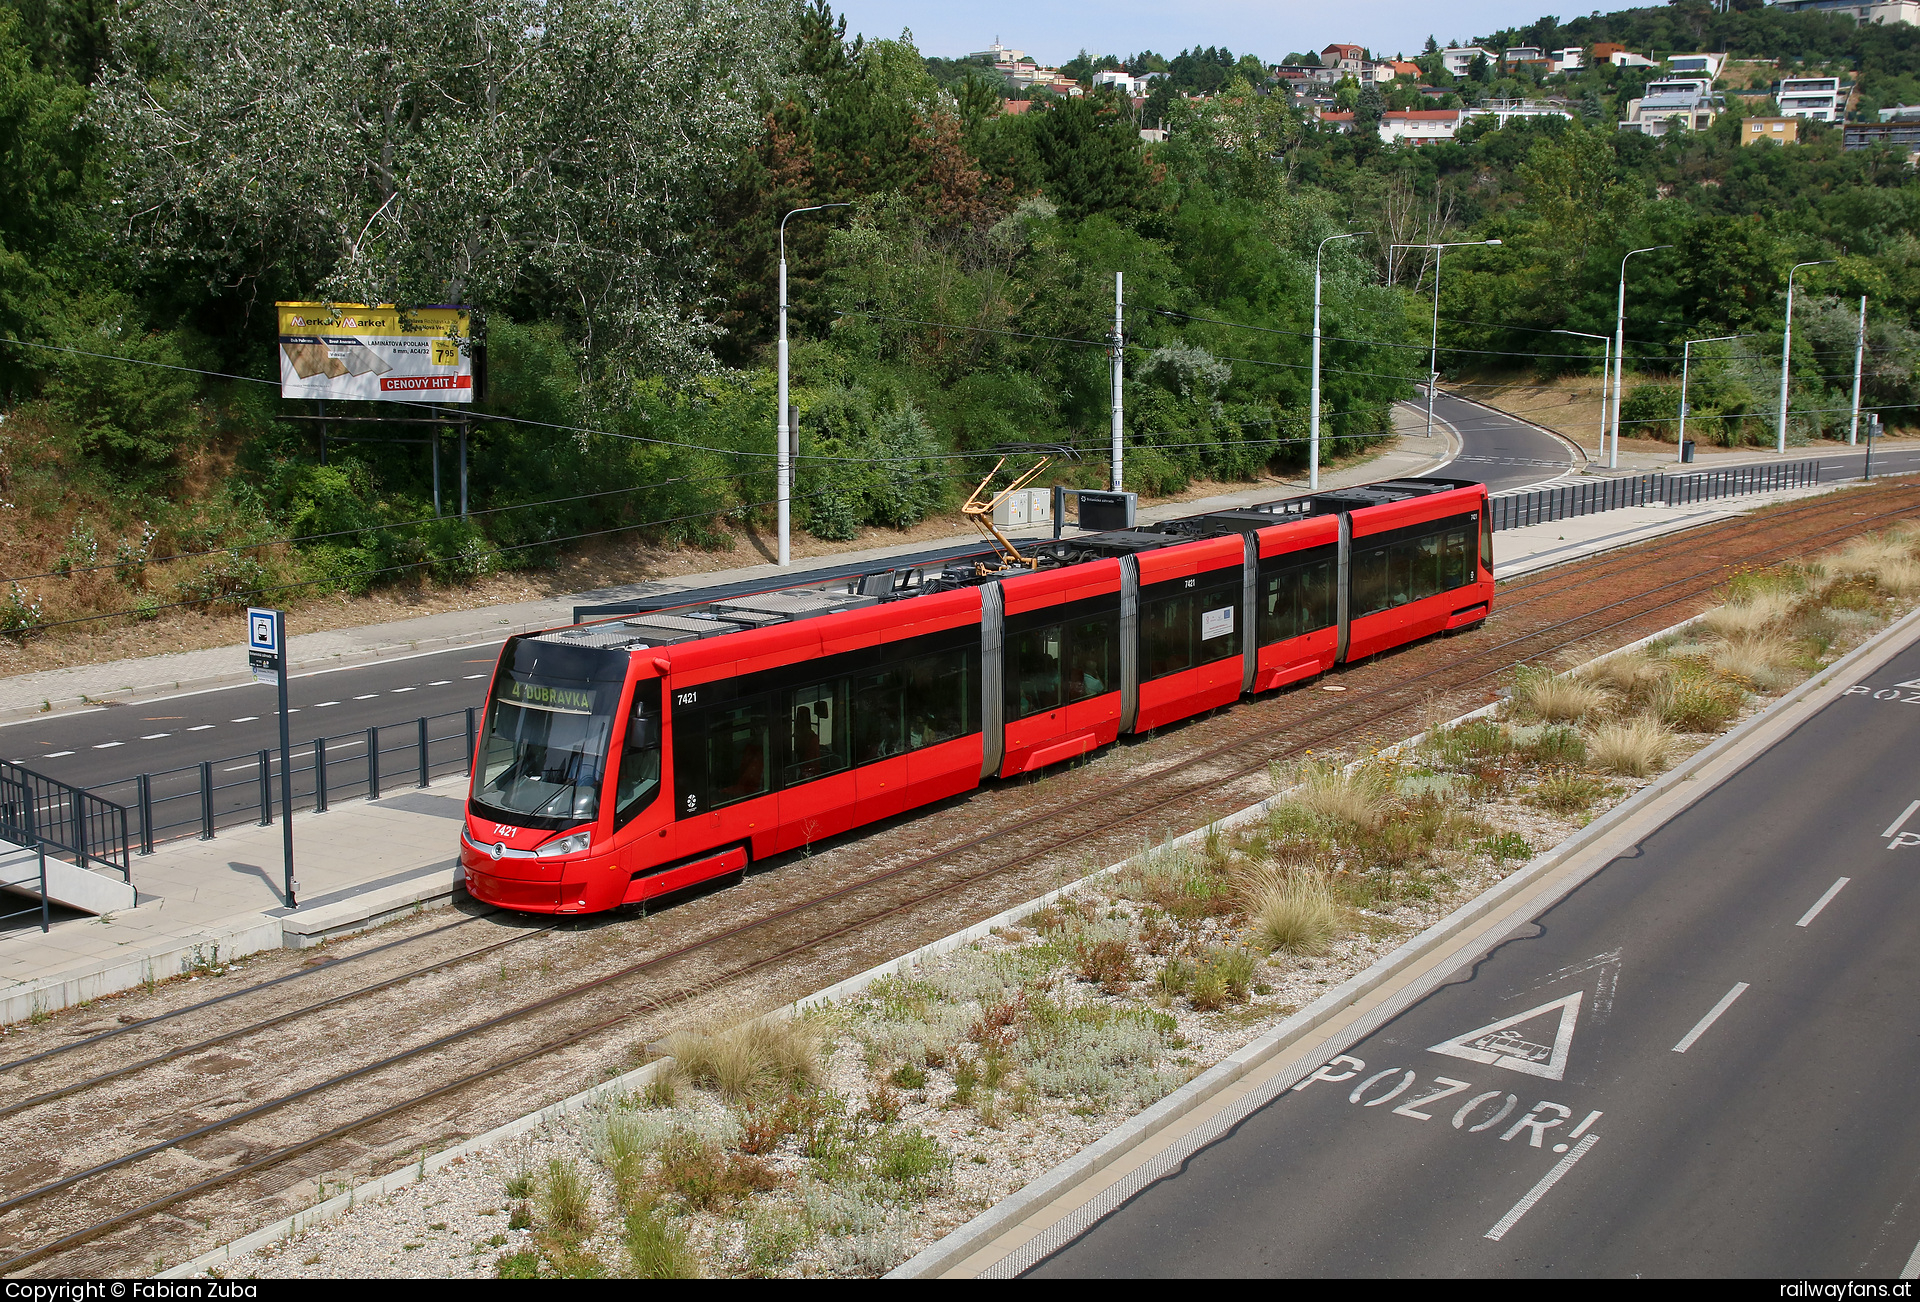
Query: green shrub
540,1157,594,1239
867,1125,953,1199
1530,773,1611,816
625,1199,701,1279
1523,726,1587,766
494,1248,541,1279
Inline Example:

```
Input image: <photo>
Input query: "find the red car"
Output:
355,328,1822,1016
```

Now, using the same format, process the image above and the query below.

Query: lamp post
1393,239,1504,442
777,203,850,567
1679,334,1744,463
1610,245,1672,472
1552,328,1611,460
1311,231,1369,491
1848,296,1868,448
1775,259,1832,455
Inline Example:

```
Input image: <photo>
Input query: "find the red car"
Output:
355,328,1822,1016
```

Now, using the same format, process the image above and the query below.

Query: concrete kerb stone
156,596,1742,1280
892,597,1920,1280
0,919,283,1028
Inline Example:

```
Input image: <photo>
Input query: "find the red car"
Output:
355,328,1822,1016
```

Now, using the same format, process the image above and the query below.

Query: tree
92,0,790,387
1357,82,1386,131
1027,89,1150,222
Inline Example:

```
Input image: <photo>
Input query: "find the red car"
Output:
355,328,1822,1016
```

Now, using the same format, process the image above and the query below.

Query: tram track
5,479,1919,1278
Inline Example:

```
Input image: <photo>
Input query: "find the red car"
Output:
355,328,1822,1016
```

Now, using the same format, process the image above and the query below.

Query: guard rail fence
1489,458,1825,532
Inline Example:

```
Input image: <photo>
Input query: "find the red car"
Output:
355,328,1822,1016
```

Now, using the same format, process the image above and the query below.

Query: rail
1489,459,1825,532
86,709,478,854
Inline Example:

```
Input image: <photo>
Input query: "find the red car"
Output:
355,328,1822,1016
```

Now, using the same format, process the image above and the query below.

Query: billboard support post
459,414,469,518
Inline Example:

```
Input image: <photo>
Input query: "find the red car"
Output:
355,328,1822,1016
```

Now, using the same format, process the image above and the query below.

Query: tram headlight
537,830,592,858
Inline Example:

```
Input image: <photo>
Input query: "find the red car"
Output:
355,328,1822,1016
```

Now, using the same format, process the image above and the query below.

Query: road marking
353,694,378,700
187,725,214,731
1429,992,1583,1081
1796,878,1850,928
93,741,122,749
428,680,451,686
1483,1134,1601,1241
314,701,339,707
392,687,414,693
231,716,259,723
463,674,486,679
1901,1234,1920,1279
1884,801,1920,840
1672,982,1749,1054
44,750,73,758
140,733,170,740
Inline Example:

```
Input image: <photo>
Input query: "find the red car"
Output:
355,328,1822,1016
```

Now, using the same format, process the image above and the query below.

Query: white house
1442,46,1497,76
1322,43,1369,76
1769,0,1920,25
1379,108,1462,144
1777,75,1849,120
1619,78,1723,135
1549,47,1585,71
1667,52,1726,79
1094,69,1144,96
1473,98,1577,127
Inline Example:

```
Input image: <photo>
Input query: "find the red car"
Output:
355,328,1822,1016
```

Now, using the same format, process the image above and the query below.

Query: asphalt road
1031,627,1920,1277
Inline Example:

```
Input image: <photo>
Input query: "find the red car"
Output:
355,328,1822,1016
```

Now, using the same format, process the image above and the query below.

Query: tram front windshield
475,641,627,826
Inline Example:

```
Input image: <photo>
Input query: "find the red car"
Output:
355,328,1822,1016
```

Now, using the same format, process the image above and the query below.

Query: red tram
459,477,1494,914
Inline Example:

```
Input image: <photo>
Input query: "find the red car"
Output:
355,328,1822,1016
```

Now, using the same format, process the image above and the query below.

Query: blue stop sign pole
247,607,296,908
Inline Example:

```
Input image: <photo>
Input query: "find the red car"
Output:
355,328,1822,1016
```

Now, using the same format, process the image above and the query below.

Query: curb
890,597,1920,1279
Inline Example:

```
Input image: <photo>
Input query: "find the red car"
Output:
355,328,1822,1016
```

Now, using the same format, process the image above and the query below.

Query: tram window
1008,625,1063,720
612,682,663,828
1350,543,1392,618
1480,511,1492,575
1352,513,1480,619
1441,524,1473,590
1140,591,1192,681
905,649,971,748
706,697,772,808
850,669,906,763
1065,617,1116,702
1260,556,1336,644
1195,582,1241,662
783,681,848,786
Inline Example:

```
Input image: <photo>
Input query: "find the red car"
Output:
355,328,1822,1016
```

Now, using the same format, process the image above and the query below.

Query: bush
0,585,43,641
1652,675,1743,732
867,1125,953,1199
1522,726,1587,766
1510,670,1609,723
1619,383,1681,442
1710,635,1797,691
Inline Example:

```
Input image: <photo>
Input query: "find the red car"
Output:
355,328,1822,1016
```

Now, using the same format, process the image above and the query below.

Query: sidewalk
0,406,1460,726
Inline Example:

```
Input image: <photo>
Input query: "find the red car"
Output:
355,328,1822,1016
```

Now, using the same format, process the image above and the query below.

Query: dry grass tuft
1586,716,1681,777
1511,668,1611,723
1649,673,1744,732
661,1016,821,1101
1827,536,1914,577
1875,557,1920,595
1710,634,1799,691
1287,761,1394,831
1578,650,1668,706
1248,871,1345,956
1699,591,1795,640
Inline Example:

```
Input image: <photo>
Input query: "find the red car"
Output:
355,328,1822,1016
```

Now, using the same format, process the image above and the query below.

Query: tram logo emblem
491,842,506,861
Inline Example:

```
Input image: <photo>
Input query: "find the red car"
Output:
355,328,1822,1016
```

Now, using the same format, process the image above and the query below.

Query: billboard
276,303,473,403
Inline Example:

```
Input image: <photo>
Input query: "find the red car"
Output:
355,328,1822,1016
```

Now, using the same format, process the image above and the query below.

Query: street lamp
1311,231,1369,492
1552,328,1611,460
1610,245,1672,472
777,203,851,567
1776,259,1833,455
1679,334,1745,463
1393,239,1504,443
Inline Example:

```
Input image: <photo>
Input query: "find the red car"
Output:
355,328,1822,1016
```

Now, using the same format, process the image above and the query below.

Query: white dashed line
463,674,486,679
315,701,340,707
428,681,451,686
93,741,123,749
1673,982,1750,1054
392,687,414,693
44,750,73,758
141,733,171,740
232,716,259,723
187,725,215,731
354,695,379,700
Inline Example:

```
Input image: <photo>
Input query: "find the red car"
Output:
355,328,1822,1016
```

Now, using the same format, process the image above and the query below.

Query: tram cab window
477,664,615,824
1259,551,1337,644
784,681,848,785
1351,513,1479,619
613,683,663,828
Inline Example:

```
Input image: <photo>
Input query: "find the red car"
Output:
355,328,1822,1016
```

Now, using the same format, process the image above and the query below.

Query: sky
831,0,1568,65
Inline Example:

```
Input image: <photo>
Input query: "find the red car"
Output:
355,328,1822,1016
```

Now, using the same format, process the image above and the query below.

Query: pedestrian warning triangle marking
1428,991,1583,1081
1895,678,1920,690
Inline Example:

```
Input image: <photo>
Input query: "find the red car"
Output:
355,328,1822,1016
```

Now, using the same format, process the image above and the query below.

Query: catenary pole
1311,232,1368,492
1391,239,1502,451
1611,245,1672,471
1679,334,1742,463
1553,328,1610,459
1776,260,1832,455
1849,295,1868,447
1111,272,1124,491
776,204,850,567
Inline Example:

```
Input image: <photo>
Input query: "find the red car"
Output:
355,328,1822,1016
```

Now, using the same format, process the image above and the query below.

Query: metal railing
1,759,132,881
1489,459,1825,533
87,709,478,854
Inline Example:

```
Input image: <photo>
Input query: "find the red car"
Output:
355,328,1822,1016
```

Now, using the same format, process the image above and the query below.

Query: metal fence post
257,748,273,825
38,843,48,933
199,761,214,840
465,707,477,775
313,737,329,813
368,726,381,801
136,774,153,856
417,717,430,787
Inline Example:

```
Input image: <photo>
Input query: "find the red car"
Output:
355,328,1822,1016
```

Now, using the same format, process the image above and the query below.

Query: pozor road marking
1885,799,1920,849
1293,1056,1602,1150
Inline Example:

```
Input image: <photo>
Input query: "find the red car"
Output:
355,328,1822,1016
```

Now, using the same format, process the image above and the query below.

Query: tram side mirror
627,711,660,749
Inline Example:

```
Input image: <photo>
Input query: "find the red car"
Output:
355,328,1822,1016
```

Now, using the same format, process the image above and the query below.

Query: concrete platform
0,838,135,915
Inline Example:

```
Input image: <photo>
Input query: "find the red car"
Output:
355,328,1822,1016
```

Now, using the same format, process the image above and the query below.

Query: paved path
1028,620,1920,1278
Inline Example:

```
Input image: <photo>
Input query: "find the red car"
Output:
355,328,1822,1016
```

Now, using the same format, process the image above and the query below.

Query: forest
1,0,1918,642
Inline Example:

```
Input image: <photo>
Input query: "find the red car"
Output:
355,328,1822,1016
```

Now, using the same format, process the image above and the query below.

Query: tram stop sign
247,607,282,684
